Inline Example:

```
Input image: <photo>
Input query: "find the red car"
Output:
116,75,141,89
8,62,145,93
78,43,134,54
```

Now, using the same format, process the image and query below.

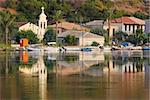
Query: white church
19,7,47,41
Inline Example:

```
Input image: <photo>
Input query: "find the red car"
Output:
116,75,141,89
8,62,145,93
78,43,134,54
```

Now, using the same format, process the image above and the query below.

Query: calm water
0,50,149,100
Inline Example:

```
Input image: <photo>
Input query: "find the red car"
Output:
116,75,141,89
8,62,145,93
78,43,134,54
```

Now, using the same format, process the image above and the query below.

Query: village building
145,19,150,33
19,7,47,41
50,21,89,34
83,20,104,29
103,17,145,37
57,30,104,46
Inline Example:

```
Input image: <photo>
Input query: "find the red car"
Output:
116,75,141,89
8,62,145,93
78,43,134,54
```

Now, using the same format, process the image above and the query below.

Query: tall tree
0,11,15,46
95,0,116,45
52,10,63,44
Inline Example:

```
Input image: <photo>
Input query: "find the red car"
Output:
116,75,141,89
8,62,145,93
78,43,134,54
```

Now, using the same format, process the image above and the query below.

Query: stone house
57,30,104,46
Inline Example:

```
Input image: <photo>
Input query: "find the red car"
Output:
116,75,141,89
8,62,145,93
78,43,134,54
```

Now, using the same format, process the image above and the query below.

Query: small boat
27,47,43,51
44,47,60,53
103,46,112,51
65,47,80,51
81,47,92,52
143,46,150,50
130,46,142,50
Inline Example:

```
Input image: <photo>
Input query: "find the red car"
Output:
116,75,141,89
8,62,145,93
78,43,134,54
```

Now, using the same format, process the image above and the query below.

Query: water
0,50,149,100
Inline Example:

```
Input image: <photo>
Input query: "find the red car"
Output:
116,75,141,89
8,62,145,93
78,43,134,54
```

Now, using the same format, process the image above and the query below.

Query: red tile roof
0,0,6,2
16,22,28,27
111,17,145,25
0,7,17,14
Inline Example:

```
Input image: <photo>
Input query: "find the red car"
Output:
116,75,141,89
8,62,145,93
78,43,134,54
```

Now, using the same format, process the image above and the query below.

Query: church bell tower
38,7,47,41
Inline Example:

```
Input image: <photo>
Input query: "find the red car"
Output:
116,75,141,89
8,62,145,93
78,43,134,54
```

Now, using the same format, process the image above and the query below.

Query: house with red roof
103,17,145,37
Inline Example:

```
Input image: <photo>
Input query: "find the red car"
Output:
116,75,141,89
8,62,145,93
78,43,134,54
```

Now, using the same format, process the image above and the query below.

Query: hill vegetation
0,0,149,23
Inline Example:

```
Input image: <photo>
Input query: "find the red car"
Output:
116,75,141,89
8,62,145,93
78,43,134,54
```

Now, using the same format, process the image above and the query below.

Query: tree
0,11,15,46
91,41,99,46
64,35,77,46
133,11,149,20
43,28,56,44
95,0,116,45
90,28,107,36
14,30,39,44
127,29,145,45
113,31,128,43
17,0,47,23
52,10,63,45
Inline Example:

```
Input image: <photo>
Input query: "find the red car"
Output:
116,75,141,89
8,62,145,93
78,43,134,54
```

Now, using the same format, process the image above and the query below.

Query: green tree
95,0,116,45
52,10,63,45
91,41,99,46
14,30,39,44
0,11,16,46
17,0,47,23
133,11,149,20
3,0,18,9
90,28,107,36
127,29,145,45
43,28,56,44
64,35,77,46
113,31,128,43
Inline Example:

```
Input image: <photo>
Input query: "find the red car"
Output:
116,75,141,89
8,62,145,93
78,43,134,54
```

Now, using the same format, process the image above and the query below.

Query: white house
19,7,47,41
57,30,104,46
145,19,150,33
103,17,145,37
19,22,39,35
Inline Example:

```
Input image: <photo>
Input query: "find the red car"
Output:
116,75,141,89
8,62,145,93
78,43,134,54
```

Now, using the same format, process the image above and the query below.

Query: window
129,25,131,31
125,25,127,31
133,25,135,33
44,22,46,29
113,28,115,36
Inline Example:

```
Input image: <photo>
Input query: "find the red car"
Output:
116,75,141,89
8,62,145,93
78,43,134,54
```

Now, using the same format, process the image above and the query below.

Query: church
19,7,47,41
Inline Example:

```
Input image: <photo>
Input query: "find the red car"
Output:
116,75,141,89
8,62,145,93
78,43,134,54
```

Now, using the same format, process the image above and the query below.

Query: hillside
0,0,149,23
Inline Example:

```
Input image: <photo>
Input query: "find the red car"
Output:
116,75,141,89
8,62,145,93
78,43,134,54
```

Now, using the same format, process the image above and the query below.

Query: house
83,20,104,29
18,7,47,41
57,30,104,46
103,17,145,37
50,21,89,34
145,19,150,33
19,22,39,35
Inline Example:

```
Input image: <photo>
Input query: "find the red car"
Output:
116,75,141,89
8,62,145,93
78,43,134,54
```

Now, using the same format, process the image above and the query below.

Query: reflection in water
19,51,47,100
0,51,149,100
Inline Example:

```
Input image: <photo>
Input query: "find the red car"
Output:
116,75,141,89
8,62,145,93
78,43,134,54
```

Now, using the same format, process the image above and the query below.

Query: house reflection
19,51,47,100
54,52,105,76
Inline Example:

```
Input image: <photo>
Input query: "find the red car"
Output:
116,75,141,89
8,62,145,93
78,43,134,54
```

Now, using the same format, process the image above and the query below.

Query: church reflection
18,51,147,77
19,51,47,100
0,51,149,100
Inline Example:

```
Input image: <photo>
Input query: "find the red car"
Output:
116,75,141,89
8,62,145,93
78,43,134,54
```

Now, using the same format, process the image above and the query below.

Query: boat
130,46,142,50
27,47,43,51
143,46,150,50
103,46,112,51
65,47,81,51
44,47,60,53
81,47,92,52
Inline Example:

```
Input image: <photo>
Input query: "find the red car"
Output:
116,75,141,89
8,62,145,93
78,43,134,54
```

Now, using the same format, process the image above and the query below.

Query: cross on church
41,7,44,13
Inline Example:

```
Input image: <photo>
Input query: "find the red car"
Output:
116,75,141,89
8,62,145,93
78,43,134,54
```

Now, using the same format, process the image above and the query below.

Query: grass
0,43,12,50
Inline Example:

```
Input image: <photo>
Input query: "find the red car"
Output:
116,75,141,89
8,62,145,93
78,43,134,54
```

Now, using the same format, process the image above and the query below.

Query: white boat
65,47,81,51
103,46,112,51
27,47,43,51
44,47,60,53
130,46,142,50
122,46,142,50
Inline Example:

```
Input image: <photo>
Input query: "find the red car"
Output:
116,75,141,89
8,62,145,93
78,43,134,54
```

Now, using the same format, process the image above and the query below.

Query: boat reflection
0,50,149,100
